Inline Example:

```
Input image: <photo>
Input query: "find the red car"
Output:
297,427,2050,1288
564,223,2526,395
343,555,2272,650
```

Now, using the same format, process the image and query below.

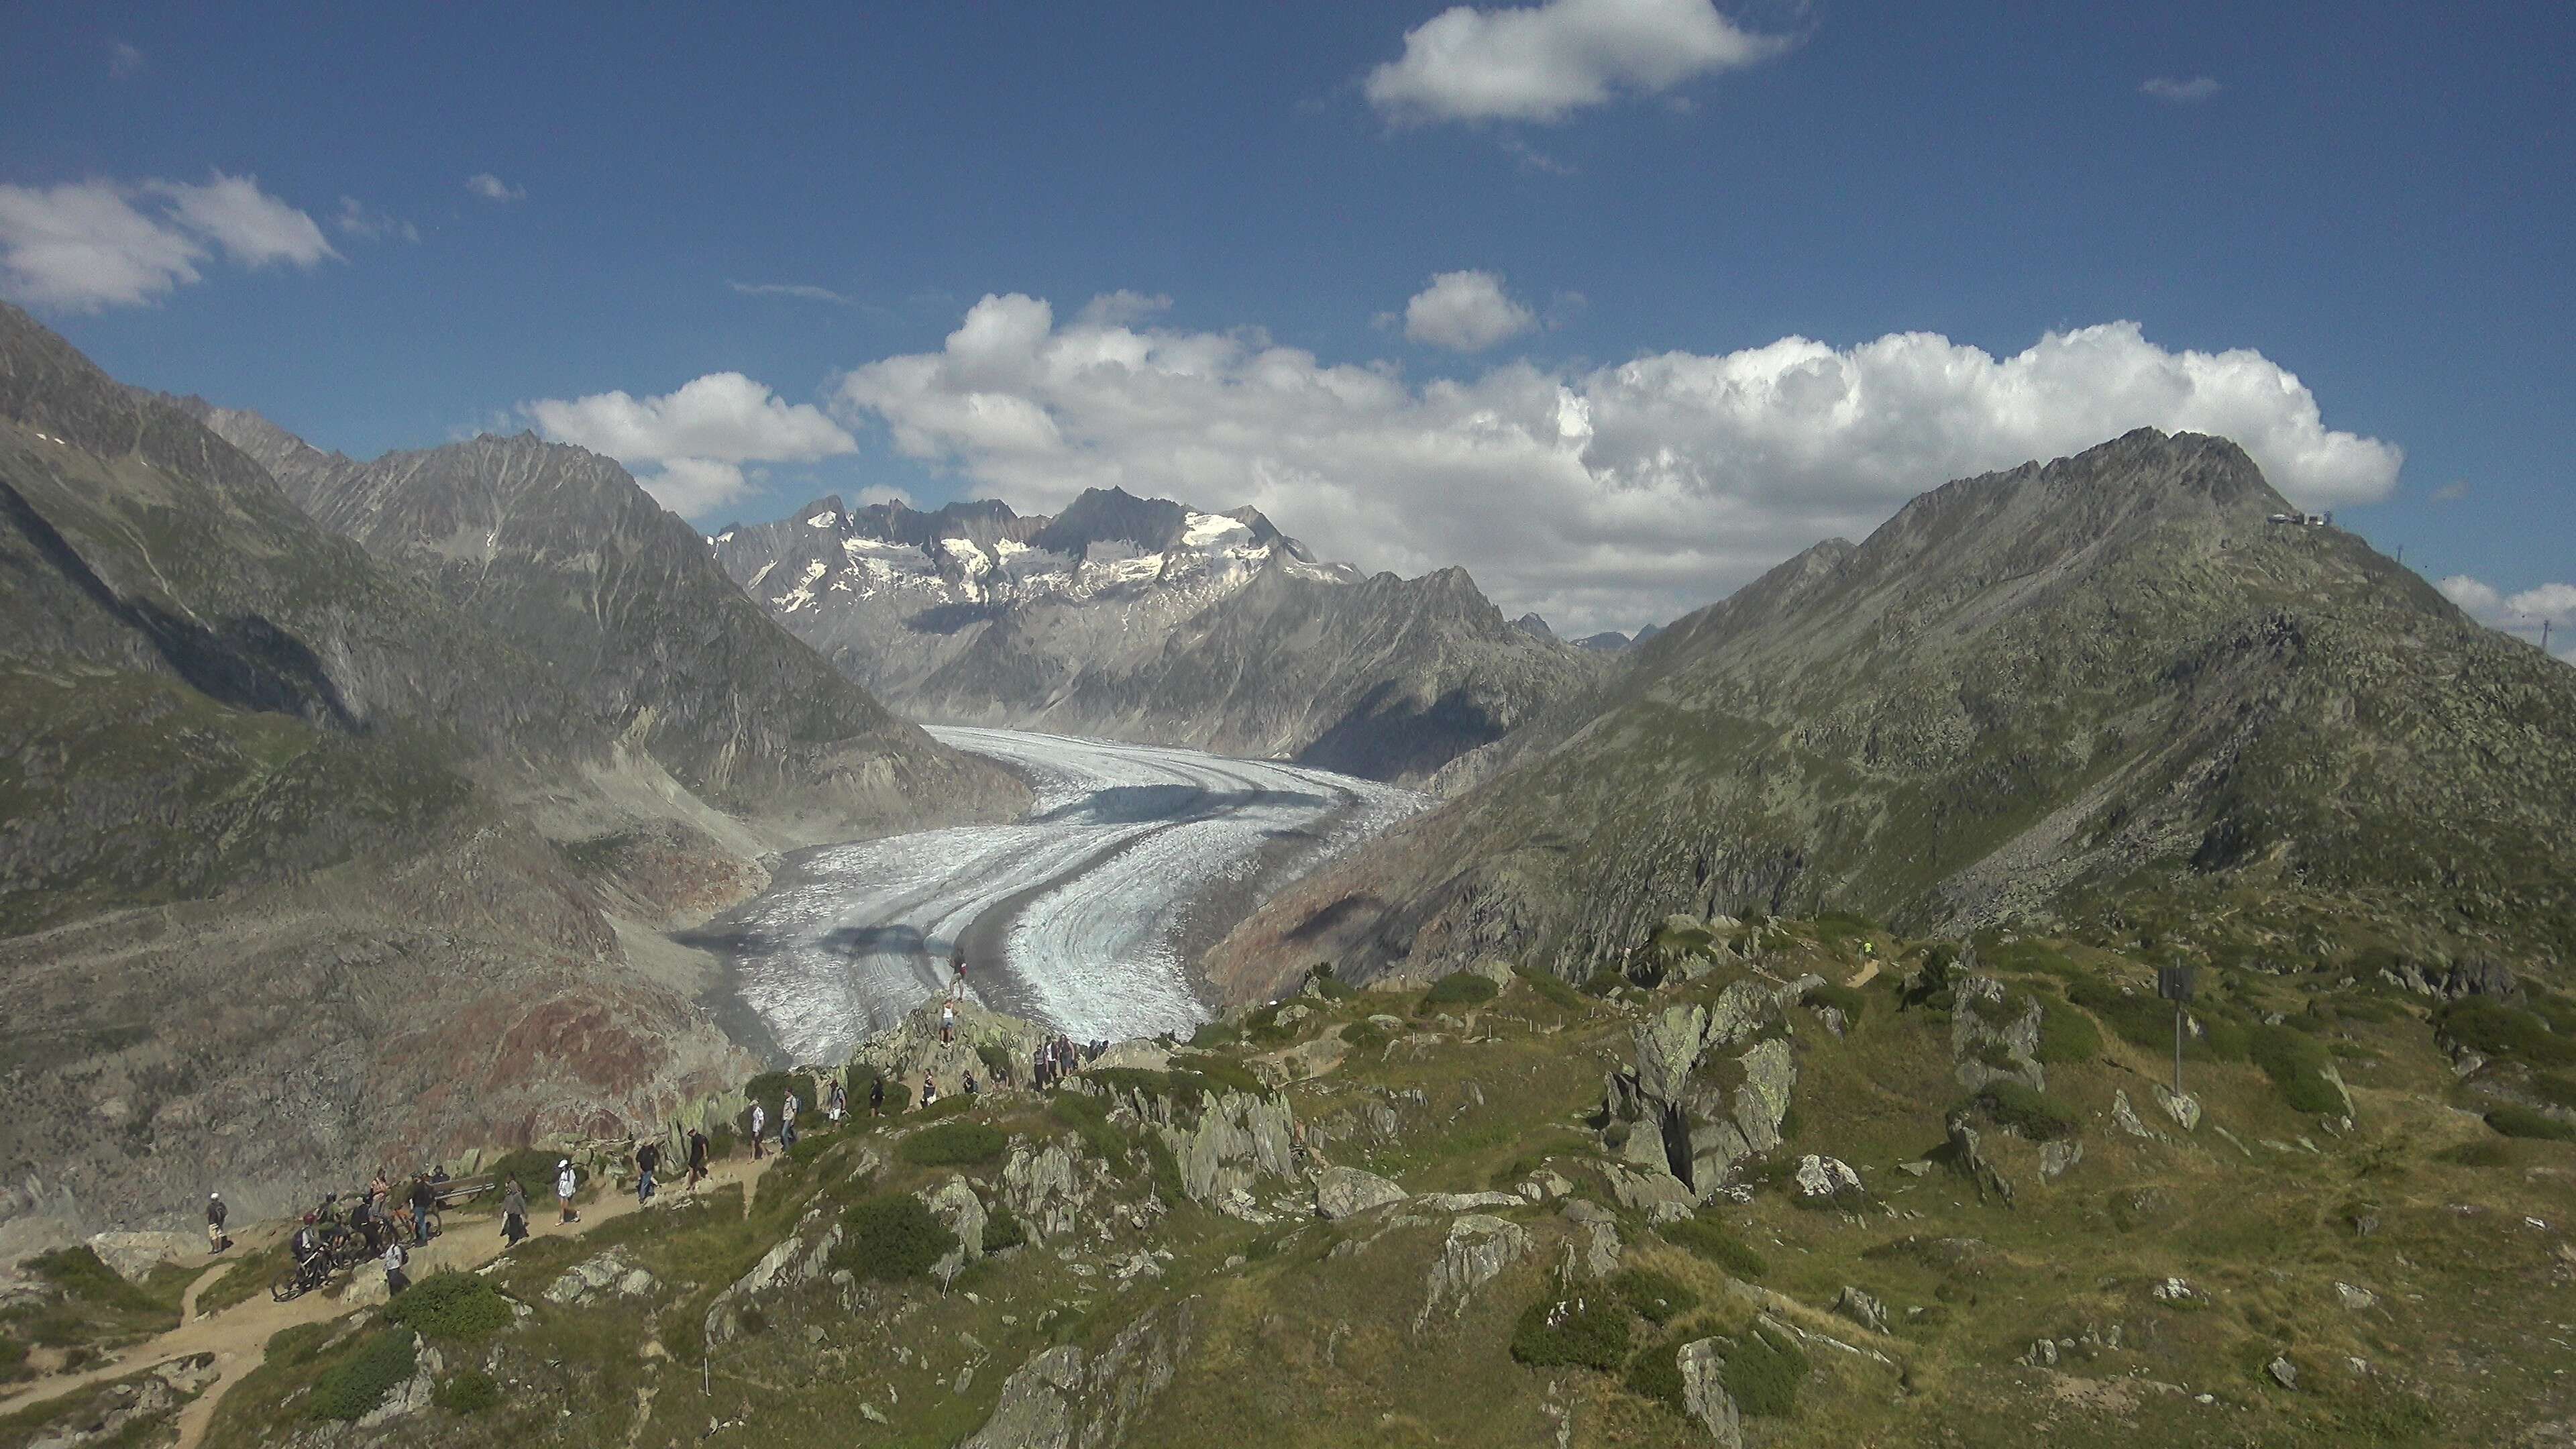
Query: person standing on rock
203,1191,229,1253
953,943,968,996
635,1138,661,1206
919,1072,938,1109
941,1002,956,1044
749,1102,767,1159
555,1159,580,1225
500,1178,529,1245
382,1236,411,1296
869,1074,885,1116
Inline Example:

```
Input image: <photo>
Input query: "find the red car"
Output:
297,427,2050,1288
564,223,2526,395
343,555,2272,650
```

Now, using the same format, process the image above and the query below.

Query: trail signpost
2157,964,2196,1097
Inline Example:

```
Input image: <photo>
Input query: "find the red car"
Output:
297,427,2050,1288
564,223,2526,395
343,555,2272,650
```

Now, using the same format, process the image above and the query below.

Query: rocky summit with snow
712,486,1597,786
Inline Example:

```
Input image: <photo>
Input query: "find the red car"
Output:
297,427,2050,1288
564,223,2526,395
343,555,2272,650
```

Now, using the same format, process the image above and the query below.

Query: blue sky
3,1,2568,641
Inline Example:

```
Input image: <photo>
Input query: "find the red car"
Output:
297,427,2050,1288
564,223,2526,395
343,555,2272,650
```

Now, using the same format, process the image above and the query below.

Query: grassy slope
136,917,2576,1449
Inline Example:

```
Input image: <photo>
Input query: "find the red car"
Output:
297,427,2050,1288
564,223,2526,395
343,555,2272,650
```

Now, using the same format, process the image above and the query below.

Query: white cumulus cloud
830,296,2403,637
0,172,335,311
2440,576,2576,662
1366,0,1791,125
1395,270,1538,352
466,172,525,203
335,196,419,243
524,372,859,515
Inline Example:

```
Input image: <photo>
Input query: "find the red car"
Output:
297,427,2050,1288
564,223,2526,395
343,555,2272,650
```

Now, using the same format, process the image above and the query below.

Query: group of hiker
276,1166,458,1294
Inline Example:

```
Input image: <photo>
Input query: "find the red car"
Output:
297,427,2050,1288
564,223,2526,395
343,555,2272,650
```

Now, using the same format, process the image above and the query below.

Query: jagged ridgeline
711,485,1599,786
1212,429,2576,996
0,303,1026,1234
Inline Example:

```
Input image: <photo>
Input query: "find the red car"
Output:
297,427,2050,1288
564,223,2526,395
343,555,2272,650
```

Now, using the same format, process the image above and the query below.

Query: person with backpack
781,1091,800,1150
409,1174,437,1244
555,1159,580,1225
382,1236,411,1296
826,1080,846,1124
919,1072,939,1109
205,1191,229,1253
869,1074,885,1116
749,1102,767,1159
500,1178,529,1245
635,1138,661,1206
686,1128,710,1191
941,1002,956,1044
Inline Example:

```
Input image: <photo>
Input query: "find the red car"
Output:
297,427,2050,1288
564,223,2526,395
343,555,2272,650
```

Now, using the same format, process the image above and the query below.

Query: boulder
545,1249,657,1305
1794,1155,1864,1201
1161,1091,1299,1216
2111,1090,2159,1140
963,1299,1199,1449
2039,1138,2083,1181
923,1177,989,1277
85,1231,195,1283
356,1338,441,1428
2267,1355,2300,1391
1945,1116,2014,1205
1314,1167,1407,1220
1833,1285,1890,1334
1415,1214,1532,1330
1605,1165,1696,1223
1417,1191,1525,1213
706,1206,845,1344
1002,1142,1088,1242
1677,1338,1745,1448
1559,1199,1622,1281
2151,1085,2202,1131
1951,977,2045,1093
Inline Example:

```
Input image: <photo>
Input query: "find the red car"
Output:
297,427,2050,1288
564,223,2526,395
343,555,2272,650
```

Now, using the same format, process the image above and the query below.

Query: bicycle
269,1252,333,1303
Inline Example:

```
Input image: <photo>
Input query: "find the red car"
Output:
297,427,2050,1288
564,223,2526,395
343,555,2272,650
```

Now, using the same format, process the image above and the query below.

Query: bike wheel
423,1210,442,1238
271,1270,301,1303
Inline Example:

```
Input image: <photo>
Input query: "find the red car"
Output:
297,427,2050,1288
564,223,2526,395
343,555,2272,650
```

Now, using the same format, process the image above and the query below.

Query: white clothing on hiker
556,1163,577,1199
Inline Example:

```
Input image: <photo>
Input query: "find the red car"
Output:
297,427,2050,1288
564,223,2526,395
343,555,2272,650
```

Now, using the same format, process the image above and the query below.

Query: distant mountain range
713,489,1599,785
0,305,1024,1236
1209,428,2576,998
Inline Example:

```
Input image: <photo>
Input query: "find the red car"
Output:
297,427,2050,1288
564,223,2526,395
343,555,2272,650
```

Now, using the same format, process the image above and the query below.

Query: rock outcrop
1415,1214,1532,1330
1314,1167,1407,1220
1597,978,1808,1201
963,1299,1200,1449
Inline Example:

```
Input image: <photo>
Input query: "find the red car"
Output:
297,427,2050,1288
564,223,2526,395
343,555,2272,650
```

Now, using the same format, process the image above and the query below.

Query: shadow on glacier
1030,783,1328,826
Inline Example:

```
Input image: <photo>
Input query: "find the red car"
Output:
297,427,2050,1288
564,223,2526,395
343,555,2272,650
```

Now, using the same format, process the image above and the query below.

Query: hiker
781,1091,800,1150
410,1174,437,1244
963,1070,979,1098
500,1178,529,1245
686,1128,710,1191
555,1159,580,1224
205,1191,229,1253
826,1080,846,1124
635,1138,661,1206
382,1236,411,1296
749,1102,768,1159
869,1074,885,1116
941,1002,955,1044
919,1072,938,1109
953,943,969,994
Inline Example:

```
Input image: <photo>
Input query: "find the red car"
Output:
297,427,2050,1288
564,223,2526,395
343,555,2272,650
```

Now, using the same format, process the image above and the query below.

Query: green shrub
25,1248,154,1312
1142,1134,1185,1207
828,1195,958,1282
1188,1020,1240,1049
976,1043,1016,1085
1723,1326,1810,1416
1659,1218,1767,1279
1968,1080,2078,1141
1165,1054,1273,1098
1623,1327,1693,1411
0,1334,28,1381
1340,1021,1390,1055
1515,964,1587,1010
2530,1073,2576,1110
1807,983,1867,1022
435,1369,500,1415
309,1330,417,1421
981,1205,1027,1253
2035,1001,2103,1065
2248,1024,2347,1114
2065,979,2248,1060
1609,1267,1699,1326
383,1272,512,1341
2441,1001,2576,1067
1049,1093,1130,1167
2486,1106,2576,1142
899,1120,1008,1167
1509,1295,1631,1370
1421,973,1500,1010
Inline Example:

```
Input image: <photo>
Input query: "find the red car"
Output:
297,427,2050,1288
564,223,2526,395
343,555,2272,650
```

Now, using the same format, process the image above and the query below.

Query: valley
693,728,1425,1065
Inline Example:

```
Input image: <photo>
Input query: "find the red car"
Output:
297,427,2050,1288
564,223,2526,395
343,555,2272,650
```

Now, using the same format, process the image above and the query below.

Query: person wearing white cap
555,1159,580,1224
205,1191,229,1252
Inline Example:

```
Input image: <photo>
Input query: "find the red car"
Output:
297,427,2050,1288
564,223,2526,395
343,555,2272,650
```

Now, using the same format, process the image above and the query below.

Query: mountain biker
291,1214,321,1271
